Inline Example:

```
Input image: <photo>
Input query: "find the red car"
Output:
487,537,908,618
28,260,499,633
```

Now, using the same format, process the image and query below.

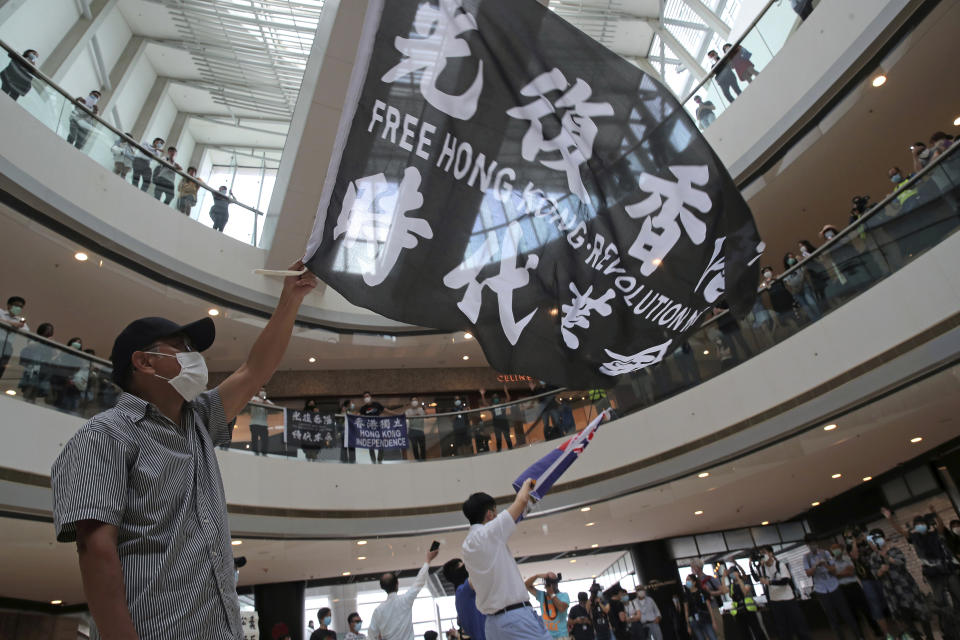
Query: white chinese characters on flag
303,0,763,388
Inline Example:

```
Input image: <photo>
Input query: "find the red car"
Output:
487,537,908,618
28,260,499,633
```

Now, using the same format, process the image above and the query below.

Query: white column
41,0,120,84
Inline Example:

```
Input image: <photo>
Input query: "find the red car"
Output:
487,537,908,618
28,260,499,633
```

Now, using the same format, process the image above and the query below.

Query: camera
545,573,562,586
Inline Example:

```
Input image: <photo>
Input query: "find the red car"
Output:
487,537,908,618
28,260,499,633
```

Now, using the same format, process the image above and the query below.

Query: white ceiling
2,363,957,604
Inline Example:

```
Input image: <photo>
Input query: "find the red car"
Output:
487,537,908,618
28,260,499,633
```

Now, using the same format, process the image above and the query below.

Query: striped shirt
51,389,241,639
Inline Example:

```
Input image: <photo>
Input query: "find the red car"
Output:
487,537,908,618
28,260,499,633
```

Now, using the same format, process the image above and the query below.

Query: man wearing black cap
50,262,317,640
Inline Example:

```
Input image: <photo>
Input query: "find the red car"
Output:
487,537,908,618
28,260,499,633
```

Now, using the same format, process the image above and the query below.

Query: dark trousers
733,610,766,640
211,211,228,232
340,446,356,463
493,421,513,451
768,599,810,640
132,159,151,191
250,424,269,456
839,582,883,636
67,121,91,149
153,179,174,204
717,71,742,103
926,572,960,610
368,447,383,463
2,80,22,100
815,588,860,640
409,430,426,460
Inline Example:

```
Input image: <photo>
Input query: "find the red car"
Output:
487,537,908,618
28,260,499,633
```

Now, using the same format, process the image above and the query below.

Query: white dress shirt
462,510,531,615
367,562,430,640
627,596,661,623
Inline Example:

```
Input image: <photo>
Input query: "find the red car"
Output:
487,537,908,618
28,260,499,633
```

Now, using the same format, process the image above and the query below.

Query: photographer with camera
526,572,570,640
724,564,767,640
756,546,809,640
844,526,890,639
588,583,611,640
690,560,725,640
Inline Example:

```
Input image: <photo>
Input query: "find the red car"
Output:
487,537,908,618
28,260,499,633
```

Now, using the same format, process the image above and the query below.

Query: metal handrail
0,324,113,367
700,139,960,329
680,0,779,104
0,39,266,219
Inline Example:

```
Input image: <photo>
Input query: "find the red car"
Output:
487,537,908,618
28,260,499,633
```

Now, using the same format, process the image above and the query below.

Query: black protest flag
303,0,763,388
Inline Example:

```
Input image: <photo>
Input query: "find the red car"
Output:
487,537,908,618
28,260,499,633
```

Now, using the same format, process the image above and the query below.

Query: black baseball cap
111,316,215,386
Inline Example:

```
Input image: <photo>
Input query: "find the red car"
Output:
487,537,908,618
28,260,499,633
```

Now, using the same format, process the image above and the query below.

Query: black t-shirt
360,401,385,416
569,604,595,640
685,590,710,619
310,629,336,640
592,600,611,636
609,600,628,639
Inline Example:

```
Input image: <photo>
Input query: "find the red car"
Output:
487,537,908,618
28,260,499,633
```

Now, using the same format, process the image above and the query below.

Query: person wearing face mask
725,564,766,640
480,387,513,452
781,252,821,323
683,575,717,640
152,146,182,205
210,185,234,232
359,391,387,463
310,607,336,640
845,527,891,640
0,295,29,379
132,137,163,192
248,387,274,457
802,534,861,640
1,49,38,101
866,528,930,640
405,396,428,460
66,91,101,150
451,395,474,457
883,507,960,616
50,261,318,640
759,266,798,337
756,546,808,640
625,588,662,640
443,558,486,640
341,398,358,463
886,167,920,213
830,543,883,640
344,612,366,640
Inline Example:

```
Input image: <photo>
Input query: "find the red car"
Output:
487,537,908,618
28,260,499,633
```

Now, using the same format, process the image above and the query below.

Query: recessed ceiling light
4,389,16,396
694,510,704,515
702,350,710,355
208,308,220,317
357,556,367,560
698,472,710,478
811,501,821,507
50,599,62,605
761,521,769,526
585,522,595,527
580,506,591,512
463,332,473,339
357,540,367,545
831,473,842,479
910,436,923,443
341,571,351,576
308,357,317,363
591,543,599,548
954,115,960,127
652,258,662,266
550,308,559,316
569,559,577,563
871,74,887,87
462,355,470,360
74,252,88,262
231,540,242,546
862,476,873,482
822,424,837,431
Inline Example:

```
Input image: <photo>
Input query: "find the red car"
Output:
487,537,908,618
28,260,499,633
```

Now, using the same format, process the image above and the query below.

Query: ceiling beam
41,0,119,84
653,25,707,80
99,36,149,118
679,0,731,41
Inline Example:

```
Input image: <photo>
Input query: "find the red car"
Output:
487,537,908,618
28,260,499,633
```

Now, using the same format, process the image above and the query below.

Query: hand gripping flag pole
512,409,609,509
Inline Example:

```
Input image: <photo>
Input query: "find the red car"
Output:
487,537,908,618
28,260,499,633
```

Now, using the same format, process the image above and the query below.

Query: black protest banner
304,0,763,387
346,415,409,450
285,409,337,449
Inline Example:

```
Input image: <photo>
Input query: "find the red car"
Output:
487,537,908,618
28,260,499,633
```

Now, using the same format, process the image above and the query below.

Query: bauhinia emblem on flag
303,0,764,387
513,410,608,503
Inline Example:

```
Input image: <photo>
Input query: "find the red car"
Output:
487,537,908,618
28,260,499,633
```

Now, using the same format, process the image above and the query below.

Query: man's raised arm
218,261,318,420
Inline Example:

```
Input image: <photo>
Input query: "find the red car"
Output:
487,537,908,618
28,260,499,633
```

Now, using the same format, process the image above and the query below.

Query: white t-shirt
759,559,795,601
462,510,530,615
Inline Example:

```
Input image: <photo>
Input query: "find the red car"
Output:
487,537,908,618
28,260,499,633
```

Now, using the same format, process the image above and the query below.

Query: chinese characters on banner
303,0,764,388
346,415,409,450
284,409,337,449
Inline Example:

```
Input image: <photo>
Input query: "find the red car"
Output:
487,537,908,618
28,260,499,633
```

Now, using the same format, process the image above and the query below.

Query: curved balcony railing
680,0,806,131
0,39,266,246
2,143,959,463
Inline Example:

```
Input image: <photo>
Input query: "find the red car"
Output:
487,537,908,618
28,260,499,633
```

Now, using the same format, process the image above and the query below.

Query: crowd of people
1,48,239,233
0,295,117,413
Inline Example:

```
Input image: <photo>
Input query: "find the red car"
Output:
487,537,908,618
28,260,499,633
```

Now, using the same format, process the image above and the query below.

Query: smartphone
430,540,440,552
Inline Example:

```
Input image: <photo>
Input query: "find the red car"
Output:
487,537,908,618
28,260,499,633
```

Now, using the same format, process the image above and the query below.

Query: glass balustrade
0,42,265,246
683,0,808,131
3,144,959,463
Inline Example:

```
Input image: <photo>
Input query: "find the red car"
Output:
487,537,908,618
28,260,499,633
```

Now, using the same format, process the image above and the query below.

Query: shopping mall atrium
1,0,959,638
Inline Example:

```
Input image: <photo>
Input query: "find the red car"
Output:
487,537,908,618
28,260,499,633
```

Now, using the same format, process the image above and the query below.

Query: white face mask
147,351,208,401
87,93,100,106
26,53,38,63
411,400,419,407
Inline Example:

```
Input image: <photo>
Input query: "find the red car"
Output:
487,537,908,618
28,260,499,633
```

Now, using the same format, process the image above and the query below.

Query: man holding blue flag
462,479,552,640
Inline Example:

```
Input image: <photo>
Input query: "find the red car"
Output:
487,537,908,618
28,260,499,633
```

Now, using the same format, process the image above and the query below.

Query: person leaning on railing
1,48,38,101
177,167,200,216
